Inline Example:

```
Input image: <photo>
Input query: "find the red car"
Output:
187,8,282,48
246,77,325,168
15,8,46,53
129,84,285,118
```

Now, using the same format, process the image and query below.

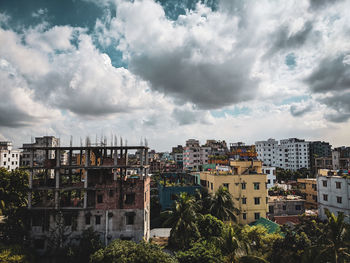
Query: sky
0,0,350,151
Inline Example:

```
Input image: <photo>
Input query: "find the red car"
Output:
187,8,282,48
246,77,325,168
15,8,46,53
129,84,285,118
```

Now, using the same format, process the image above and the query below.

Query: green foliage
66,227,103,263
0,244,29,263
90,240,178,263
197,214,224,240
209,186,240,221
164,192,200,249
0,168,29,244
176,240,224,263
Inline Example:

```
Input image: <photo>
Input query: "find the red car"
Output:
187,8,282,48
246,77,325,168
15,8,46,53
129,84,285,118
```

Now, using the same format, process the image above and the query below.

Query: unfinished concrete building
22,140,150,251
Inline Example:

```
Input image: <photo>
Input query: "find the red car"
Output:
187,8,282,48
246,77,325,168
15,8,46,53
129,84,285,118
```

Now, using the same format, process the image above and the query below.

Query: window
336,182,341,189
223,183,229,189
85,215,91,225
109,190,114,197
125,193,136,205
266,169,270,174
269,205,274,213
64,214,72,226
337,196,342,204
95,215,101,225
171,194,177,200
254,197,260,205
322,180,327,187
267,179,271,184
254,213,260,220
242,197,247,204
211,182,213,190
242,213,247,220
295,205,301,210
126,212,135,225
312,195,317,201
282,205,286,210
254,183,260,190
97,194,103,203
241,183,246,190
323,194,328,201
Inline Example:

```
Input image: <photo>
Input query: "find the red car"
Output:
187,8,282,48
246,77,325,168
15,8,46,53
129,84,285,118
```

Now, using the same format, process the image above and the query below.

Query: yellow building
199,160,268,224
297,178,317,209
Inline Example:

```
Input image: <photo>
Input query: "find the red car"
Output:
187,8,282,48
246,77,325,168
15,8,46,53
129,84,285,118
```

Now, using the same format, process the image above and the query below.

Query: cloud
308,0,344,10
171,107,211,125
264,21,314,58
305,54,350,93
111,0,260,109
290,103,312,117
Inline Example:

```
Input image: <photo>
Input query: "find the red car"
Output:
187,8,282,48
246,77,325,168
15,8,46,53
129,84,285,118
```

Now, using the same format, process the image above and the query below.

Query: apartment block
228,142,257,161
183,139,210,171
199,160,268,224
317,169,350,223
262,166,276,189
255,138,310,171
22,141,151,251
297,178,318,209
0,141,20,171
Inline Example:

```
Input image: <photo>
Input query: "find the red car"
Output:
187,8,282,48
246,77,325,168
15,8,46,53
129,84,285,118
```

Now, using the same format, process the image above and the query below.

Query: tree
318,209,350,263
197,214,224,241
90,240,178,263
0,168,29,244
176,240,225,263
0,244,29,263
66,227,103,263
209,186,240,222
163,192,200,249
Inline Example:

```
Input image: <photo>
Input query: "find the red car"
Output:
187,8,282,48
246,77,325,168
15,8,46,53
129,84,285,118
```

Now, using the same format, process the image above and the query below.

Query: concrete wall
317,175,350,222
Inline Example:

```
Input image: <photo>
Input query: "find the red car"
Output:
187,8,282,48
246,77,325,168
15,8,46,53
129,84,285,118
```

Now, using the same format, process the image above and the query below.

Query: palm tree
318,209,350,263
163,192,200,249
210,186,240,222
217,225,268,263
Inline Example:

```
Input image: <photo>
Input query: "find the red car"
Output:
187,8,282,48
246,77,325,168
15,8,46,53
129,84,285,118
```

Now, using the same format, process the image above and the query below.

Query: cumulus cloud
290,102,313,117
110,0,260,109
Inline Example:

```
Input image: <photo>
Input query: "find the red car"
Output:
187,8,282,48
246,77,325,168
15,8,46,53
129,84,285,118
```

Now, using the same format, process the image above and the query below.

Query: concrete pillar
113,148,118,180
28,149,34,209
84,149,89,208
55,149,61,209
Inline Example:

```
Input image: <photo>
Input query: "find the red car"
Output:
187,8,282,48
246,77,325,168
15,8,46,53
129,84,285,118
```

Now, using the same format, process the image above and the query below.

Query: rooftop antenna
110,133,113,146
120,137,123,147
114,135,118,146
95,134,98,145
70,135,73,147
140,137,143,146
80,137,82,147
145,138,148,147
125,139,128,146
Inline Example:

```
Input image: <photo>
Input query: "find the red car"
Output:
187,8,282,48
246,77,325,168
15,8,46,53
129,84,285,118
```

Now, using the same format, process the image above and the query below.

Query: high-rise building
183,139,210,171
255,138,310,171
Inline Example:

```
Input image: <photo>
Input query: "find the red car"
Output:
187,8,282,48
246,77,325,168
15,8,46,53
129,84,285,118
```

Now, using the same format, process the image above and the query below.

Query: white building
262,166,276,189
183,139,210,171
317,170,350,223
255,138,310,171
0,141,20,171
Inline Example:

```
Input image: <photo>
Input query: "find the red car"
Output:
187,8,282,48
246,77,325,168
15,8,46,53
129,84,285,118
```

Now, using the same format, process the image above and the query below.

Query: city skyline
1,0,350,151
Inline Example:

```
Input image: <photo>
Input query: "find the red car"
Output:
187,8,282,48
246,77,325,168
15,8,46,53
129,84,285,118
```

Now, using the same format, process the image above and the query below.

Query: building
332,147,350,170
317,169,350,223
21,141,151,251
172,145,183,170
199,160,268,224
268,195,305,220
309,141,332,175
262,166,276,189
0,141,20,171
183,139,210,171
255,138,310,171
297,178,317,209
229,142,257,161
21,136,60,167
157,173,201,210
204,140,228,156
